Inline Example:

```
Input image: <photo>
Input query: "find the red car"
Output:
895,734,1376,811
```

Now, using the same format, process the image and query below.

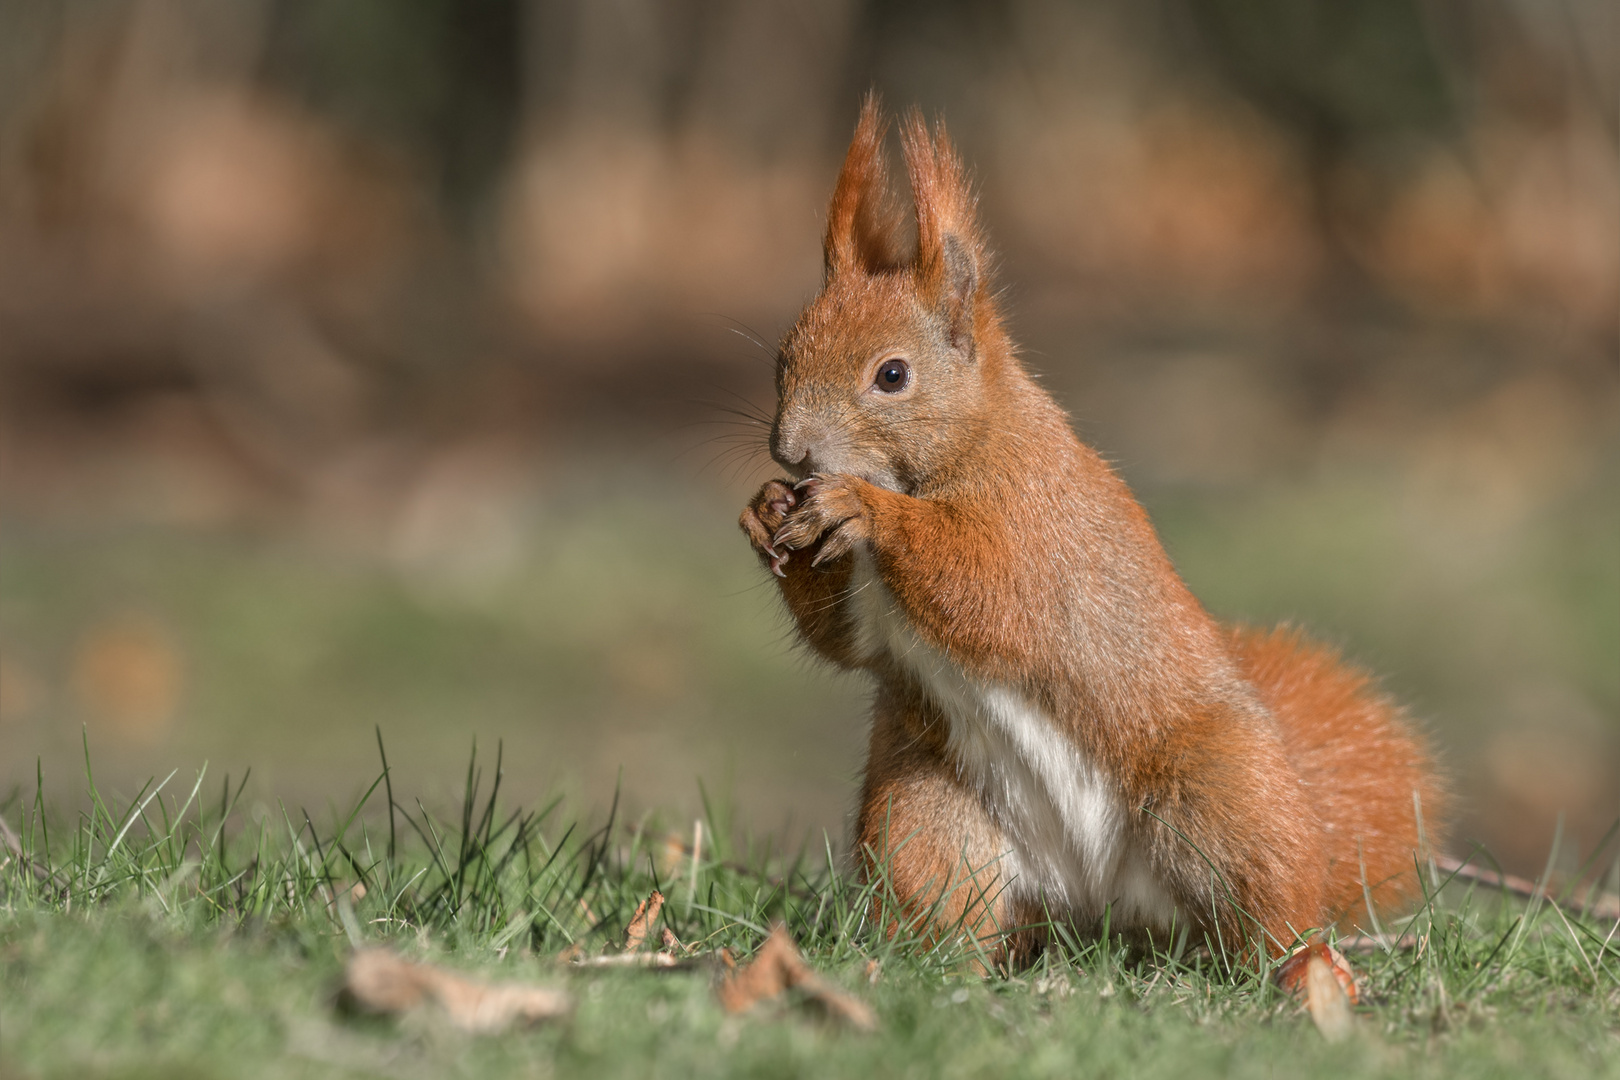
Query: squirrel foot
740,479,799,576
773,474,870,567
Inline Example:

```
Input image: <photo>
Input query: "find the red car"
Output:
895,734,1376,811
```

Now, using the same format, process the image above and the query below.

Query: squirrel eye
874,358,910,393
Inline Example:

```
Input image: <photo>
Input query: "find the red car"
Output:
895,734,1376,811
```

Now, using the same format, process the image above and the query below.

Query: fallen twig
1436,855,1620,922
558,915,701,971
566,951,687,970
1337,933,1420,953
1335,854,1620,955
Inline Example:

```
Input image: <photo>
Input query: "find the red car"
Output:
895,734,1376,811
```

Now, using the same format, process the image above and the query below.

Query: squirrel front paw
740,479,799,577
773,474,871,567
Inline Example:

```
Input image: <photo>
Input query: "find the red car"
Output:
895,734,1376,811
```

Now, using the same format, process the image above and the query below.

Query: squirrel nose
773,442,812,477
771,425,816,477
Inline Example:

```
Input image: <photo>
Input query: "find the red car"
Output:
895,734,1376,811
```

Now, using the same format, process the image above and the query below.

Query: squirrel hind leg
857,696,1037,971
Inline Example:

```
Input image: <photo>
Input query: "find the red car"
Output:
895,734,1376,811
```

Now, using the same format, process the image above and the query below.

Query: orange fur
739,98,1443,963
1231,625,1446,925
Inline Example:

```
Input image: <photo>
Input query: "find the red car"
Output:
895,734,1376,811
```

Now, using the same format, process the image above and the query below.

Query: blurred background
0,0,1614,878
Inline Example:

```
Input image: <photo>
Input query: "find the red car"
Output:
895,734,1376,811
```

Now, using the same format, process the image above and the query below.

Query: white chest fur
848,551,1178,931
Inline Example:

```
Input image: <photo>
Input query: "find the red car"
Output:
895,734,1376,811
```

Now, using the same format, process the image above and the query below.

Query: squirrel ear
902,111,982,357
937,233,978,355
824,93,907,279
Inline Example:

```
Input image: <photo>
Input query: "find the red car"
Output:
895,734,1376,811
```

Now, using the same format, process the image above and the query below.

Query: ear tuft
824,92,907,279
901,111,984,356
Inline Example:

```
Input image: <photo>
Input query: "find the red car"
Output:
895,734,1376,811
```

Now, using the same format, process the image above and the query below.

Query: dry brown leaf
341,949,570,1034
1305,956,1355,1043
716,927,795,1011
1274,942,1359,1004
660,926,684,953
717,924,877,1032
623,890,665,952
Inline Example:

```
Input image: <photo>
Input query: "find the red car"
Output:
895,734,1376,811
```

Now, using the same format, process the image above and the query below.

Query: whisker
689,394,774,428
801,574,873,617
686,415,770,430
684,431,771,448
717,574,782,601
693,442,772,480
723,450,774,485
710,315,786,368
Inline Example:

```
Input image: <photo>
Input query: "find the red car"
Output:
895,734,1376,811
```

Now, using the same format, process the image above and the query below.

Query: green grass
4,746,1618,1079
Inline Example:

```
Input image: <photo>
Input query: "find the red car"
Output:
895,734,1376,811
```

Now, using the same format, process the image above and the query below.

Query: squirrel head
771,96,1005,494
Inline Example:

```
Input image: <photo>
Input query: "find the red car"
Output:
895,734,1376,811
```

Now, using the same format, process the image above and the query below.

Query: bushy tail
1230,624,1446,926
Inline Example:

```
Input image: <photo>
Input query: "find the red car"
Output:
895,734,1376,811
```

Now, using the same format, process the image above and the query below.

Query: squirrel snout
771,421,820,479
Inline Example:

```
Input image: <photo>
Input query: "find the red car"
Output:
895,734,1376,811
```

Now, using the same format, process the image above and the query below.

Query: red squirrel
739,98,1443,963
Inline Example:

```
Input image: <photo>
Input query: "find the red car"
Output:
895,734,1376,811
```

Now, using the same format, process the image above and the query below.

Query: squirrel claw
769,552,788,577
772,522,817,552
767,489,798,516
811,520,859,566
